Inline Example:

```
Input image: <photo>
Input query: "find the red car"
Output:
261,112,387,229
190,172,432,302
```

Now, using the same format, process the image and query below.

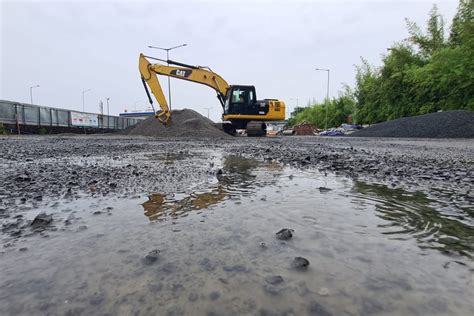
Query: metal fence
0,100,141,130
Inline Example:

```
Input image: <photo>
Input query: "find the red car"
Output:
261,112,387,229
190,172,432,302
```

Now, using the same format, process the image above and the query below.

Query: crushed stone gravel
350,110,474,138
122,109,229,138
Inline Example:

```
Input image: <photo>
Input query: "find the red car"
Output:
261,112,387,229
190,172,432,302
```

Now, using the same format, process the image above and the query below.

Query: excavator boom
139,54,229,124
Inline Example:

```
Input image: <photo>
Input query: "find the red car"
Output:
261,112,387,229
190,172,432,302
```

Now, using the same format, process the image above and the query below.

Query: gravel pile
123,109,229,138
350,110,474,138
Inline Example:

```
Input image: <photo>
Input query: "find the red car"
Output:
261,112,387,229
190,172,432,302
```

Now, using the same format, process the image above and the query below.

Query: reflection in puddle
142,155,282,221
352,181,474,257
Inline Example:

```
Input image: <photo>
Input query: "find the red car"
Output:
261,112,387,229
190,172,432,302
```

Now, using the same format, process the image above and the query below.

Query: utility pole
148,43,187,111
315,68,330,130
30,85,40,104
82,89,91,112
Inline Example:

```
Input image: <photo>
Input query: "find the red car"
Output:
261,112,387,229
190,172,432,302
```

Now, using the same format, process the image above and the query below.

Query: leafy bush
297,1,473,127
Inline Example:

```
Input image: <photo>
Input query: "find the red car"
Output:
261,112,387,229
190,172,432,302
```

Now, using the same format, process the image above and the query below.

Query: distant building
119,110,154,120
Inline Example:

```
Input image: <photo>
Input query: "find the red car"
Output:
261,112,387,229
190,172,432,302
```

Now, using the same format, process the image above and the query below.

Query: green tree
406,5,447,58
449,0,474,47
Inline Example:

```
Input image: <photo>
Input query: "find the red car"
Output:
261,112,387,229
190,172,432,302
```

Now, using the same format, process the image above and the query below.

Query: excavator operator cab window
225,86,258,115
231,89,245,103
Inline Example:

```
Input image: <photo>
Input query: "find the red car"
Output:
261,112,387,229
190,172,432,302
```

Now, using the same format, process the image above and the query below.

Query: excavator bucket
155,110,171,124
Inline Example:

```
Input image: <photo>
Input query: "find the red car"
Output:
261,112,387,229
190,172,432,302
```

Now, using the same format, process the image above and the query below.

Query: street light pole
290,98,299,118
204,107,212,119
315,68,330,130
82,89,91,112
148,43,187,111
106,97,110,129
30,85,40,104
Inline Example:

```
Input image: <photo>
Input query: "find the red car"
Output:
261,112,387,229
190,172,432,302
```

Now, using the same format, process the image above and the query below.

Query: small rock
16,175,31,182
218,278,228,284
30,213,53,228
223,264,247,272
77,225,87,231
89,292,105,305
308,301,332,316
10,229,22,237
292,257,310,269
265,275,284,285
318,187,332,193
188,292,199,302
209,291,220,300
143,249,160,265
276,228,294,240
19,247,28,252
263,284,283,295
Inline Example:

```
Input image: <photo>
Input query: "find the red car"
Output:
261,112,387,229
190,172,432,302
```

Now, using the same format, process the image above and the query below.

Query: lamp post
30,85,40,104
289,97,299,118
106,97,110,129
204,107,213,119
148,43,187,111
315,68,330,129
82,89,91,112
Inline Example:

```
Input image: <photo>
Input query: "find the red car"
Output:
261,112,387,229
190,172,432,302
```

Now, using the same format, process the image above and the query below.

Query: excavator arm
139,53,230,124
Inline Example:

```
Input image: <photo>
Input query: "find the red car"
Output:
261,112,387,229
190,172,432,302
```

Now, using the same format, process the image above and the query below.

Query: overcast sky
1,0,458,122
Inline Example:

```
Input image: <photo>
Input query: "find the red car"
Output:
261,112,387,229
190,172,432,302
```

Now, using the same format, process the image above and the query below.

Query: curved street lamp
30,85,40,104
82,89,91,112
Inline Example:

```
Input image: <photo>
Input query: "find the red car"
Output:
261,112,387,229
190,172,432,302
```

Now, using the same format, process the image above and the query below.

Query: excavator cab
224,85,263,116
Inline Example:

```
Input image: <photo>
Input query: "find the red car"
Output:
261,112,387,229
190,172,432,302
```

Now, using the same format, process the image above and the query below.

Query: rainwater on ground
1,148,473,316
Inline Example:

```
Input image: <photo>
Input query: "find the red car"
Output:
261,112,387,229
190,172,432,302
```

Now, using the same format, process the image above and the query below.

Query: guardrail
0,99,141,132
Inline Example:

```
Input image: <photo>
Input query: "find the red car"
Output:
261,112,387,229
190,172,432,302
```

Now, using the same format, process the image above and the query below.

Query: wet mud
0,135,473,315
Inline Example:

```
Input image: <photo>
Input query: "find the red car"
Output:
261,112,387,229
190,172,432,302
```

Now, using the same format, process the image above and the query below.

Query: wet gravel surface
0,135,473,315
1,135,473,229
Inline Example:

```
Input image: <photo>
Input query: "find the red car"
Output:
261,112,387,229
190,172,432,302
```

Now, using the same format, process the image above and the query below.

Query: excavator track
246,121,267,137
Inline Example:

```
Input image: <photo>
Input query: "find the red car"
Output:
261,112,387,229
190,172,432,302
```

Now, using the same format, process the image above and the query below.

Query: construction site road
0,135,473,316
1,135,472,206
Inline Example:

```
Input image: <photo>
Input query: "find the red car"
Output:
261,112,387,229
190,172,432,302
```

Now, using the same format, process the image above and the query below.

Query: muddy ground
2,135,471,215
0,135,473,315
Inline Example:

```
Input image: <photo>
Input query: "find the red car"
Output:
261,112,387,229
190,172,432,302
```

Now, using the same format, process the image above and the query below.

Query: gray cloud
1,1,457,121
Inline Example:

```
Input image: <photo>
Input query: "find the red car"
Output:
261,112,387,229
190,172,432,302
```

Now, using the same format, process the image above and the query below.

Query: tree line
289,0,473,128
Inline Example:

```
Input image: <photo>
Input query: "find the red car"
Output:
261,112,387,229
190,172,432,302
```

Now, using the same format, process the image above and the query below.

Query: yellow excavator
139,54,285,136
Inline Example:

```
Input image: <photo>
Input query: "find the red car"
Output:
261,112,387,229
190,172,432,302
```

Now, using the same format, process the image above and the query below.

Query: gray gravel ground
0,134,473,316
350,110,474,138
0,135,473,245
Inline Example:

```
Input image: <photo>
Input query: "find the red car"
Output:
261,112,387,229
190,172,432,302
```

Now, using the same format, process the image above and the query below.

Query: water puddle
1,152,473,315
